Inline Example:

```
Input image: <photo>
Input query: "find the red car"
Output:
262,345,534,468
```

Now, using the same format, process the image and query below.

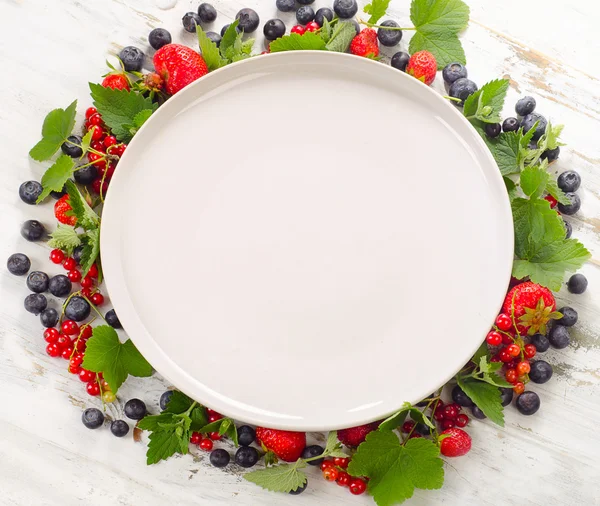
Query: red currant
455,414,469,427
516,361,531,375
90,293,105,306
86,381,100,396
336,471,351,486
507,358,519,370
61,346,74,359
104,135,117,148
190,432,202,445
208,413,223,423
524,343,537,359
410,433,423,439
499,349,512,362
88,113,103,127
50,249,65,264
70,354,83,367
505,368,518,384
433,407,445,421
79,369,95,383
291,25,306,35
46,343,61,357
333,457,349,469
199,438,213,451
56,335,71,348
513,382,525,395
502,333,514,345
68,363,81,374
91,178,109,195
495,313,512,331
320,460,334,471
305,21,320,32
68,270,82,282
88,264,99,278
61,320,79,336
209,431,222,441
44,328,60,343
63,258,76,270
486,331,502,346
90,140,105,152
441,419,455,430
349,478,366,495
402,421,415,433
85,107,98,119
81,325,93,339
74,340,87,353
323,467,338,481
80,276,93,289
507,344,521,357
544,194,558,208
443,404,459,420
81,287,93,297
89,125,103,141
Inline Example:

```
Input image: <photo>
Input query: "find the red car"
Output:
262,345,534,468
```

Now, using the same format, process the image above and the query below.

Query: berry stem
444,96,463,104
81,294,109,324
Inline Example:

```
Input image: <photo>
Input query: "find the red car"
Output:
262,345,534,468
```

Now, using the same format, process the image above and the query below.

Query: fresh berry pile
7,0,591,504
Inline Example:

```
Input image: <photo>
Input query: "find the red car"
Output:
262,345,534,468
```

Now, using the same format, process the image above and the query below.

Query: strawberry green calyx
518,298,562,336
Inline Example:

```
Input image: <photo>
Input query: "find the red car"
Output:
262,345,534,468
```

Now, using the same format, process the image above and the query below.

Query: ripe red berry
68,363,81,374
502,333,514,345
320,460,334,471
336,471,351,487
190,432,202,445
544,194,558,208
208,412,223,423
68,269,82,282
89,125,104,141
74,340,87,353
499,349,512,362
209,431,222,441
443,405,459,420
291,25,306,35
441,419,455,430
50,249,65,264
70,354,83,367
85,107,98,119
433,407,445,421
104,135,117,148
79,369,95,383
505,368,518,384
516,361,531,375
486,331,502,346
199,438,213,451
349,478,367,495
440,428,471,457
61,320,79,336
495,313,512,331
524,344,537,359
333,457,350,469
91,293,105,306
323,467,339,481
402,421,415,433
46,343,61,357
44,328,60,343
88,264,99,278
305,21,320,32
63,258,76,270
513,382,525,395
56,335,71,348
81,287,93,298
86,381,100,396
91,178,109,195
507,344,521,357
61,346,74,359
455,414,469,427
80,276,93,288
81,325,93,339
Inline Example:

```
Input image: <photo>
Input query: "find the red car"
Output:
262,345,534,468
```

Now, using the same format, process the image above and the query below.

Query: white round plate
101,51,513,431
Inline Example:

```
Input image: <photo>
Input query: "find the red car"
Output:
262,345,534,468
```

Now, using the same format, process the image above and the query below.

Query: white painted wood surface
1,0,599,505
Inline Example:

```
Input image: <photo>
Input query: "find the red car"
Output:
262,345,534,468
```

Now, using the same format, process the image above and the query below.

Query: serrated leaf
29,101,77,161
464,79,509,123
164,391,194,413
245,460,307,493
544,123,564,151
79,130,93,157
472,341,489,365
482,372,514,388
47,224,82,255
138,413,176,431
65,180,99,230
480,130,521,176
219,20,240,58
320,17,332,43
520,165,549,199
146,430,185,465
79,228,100,277
410,0,470,34
197,25,226,70
325,21,357,53
545,178,571,205
270,32,327,52
479,355,502,374
37,155,75,203
457,376,504,426
504,176,518,200
408,29,466,69
133,109,153,129
189,406,209,432
364,0,391,24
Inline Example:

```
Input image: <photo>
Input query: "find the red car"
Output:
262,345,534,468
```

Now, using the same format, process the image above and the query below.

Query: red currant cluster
290,21,320,35
189,409,224,451
431,401,469,430
49,249,105,303
319,458,366,495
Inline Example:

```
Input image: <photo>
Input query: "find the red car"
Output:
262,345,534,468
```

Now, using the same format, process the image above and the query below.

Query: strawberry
255,427,306,462
54,195,77,226
349,28,379,58
102,73,130,91
406,51,437,86
337,422,379,447
502,281,560,336
439,427,471,457
153,44,208,95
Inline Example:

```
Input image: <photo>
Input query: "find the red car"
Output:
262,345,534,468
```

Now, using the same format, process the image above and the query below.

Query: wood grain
0,1,598,505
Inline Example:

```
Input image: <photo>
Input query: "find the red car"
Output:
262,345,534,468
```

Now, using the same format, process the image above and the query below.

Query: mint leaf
198,417,239,446
544,123,564,151
164,391,194,414
82,325,152,394
408,29,465,68
79,130,93,158
513,239,591,291
48,224,82,255
189,406,209,432
545,178,571,206
270,32,327,52
245,459,307,494
457,376,504,426
324,431,349,458
479,355,502,374
65,180,99,230
197,25,226,70
482,131,521,176
89,83,157,142
320,17,332,43
138,412,176,431
520,165,549,199
348,432,444,506
364,0,391,24
133,109,153,129
29,101,77,161
464,79,509,123
410,0,470,34
220,20,240,58
79,228,100,277
37,155,75,203
325,21,357,53
146,429,185,465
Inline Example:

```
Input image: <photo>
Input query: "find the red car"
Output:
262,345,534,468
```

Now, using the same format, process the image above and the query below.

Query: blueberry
106,309,122,329
206,31,221,46
236,8,260,33
7,253,31,275
296,6,315,24
235,446,259,468
442,62,467,85
159,390,173,410
515,391,540,415
64,296,91,322
289,482,307,495
263,19,286,41
557,171,581,193
564,219,572,239
567,273,588,294
50,186,67,200
198,3,217,23
24,293,47,315
19,181,43,205
276,0,296,12
301,445,324,465
521,113,547,140
21,220,46,241
27,271,49,293
541,147,560,163
391,52,410,71
220,24,231,36
529,360,553,384
124,398,147,420
451,385,474,407
499,387,513,407
485,123,502,138
210,448,231,467
82,408,104,429
237,425,256,446
182,12,202,33
515,96,536,116
148,28,172,50
49,274,71,297
377,20,402,47
531,333,550,352
333,0,358,18
74,165,98,185
548,324,570,349
72,246,84,265
40,308,59,328
471,405,486,419
61,135,83,158
297,0,314,4
448,78,478,106
314,7,334,26
557,193,581,216
557,306,578,327
414,422,431,435
502,117,519,132
110,419,130,437
119,46,145,72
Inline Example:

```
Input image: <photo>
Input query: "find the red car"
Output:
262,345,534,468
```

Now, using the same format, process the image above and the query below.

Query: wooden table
1,0,599,504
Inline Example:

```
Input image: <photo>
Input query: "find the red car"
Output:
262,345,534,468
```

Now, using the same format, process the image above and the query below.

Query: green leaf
544,123,564,151
482,372,514,388
197,25,226,70
81,325,153,394
47,224,82,255
89,83,157,142
29,101,77,161
545,178,571,206
504,176,518,200
520,122,538,151
320,17,333,43
348,432,444,506
138,413,176,431
163,391,194,414
457,377,504,426
133,109,153,129
480,131,521,176
79,228,100,277
325,21,358,53
410,0,470,34
408,30,466,69
520,165,549,199
189,405,209,432
79,130,93,157
324,431,348,458
464,79,509,123
270,32,327,52
245,460,307,494
197,417,239,446
220,20,240,58
146,429,186,465
479,355,502,374
472,341,489,365
65,180,100,230
37,155,75,203
364,0,391,24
